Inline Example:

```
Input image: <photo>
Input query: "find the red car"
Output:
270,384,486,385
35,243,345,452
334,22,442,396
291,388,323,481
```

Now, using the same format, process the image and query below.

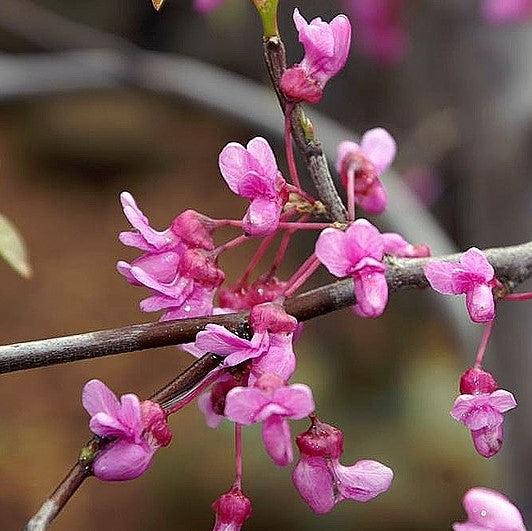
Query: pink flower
382,232,430,258
424,248,497,323
293,420,393,514
212,486,252,531
451,368,517,458
218,276,287,310
482,0,532,24
345,0,407,64
280,9,352,104
218,137,287,237
195,0,224,14
453,487,526,530
224,374,315,466
315,219,388,318
190,324,270,367
82,380,171,481
336,128,396,214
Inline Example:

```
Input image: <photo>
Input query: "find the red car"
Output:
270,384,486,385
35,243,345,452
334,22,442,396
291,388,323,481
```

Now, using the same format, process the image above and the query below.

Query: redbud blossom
453,487,526,530
218,137,288,237
315,219,388,318
482,0,532,24
218,276,287,310
424,248,497,323
451,368,517,458
280,9,352,104
382,232,430,258
336,128,396,214
212,487,252,531
195,0,224,14
292,421,393,514
345,0,407,64
82,380,171,481
224,374,315,466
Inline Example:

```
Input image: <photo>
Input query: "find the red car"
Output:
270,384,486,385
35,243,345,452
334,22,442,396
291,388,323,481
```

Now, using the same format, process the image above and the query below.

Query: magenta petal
82,379,120,418
243,198,281,237
466,284,495,323
315,228,352,277
460,248,495,282
246,137,278,180
251,333,296,383
451,395,503,430
198,391,224,429
471,425,504,458
357,179,388,214
262,415,293,466
118,394,142,435
292,456,336,514
224,387,270,425
218,142,251,195
93,440,155,482
489,390,518,413
89,412,129,439
424,260,459,294
271,384,315,420
332,459,394,502
345,219,384,263
327,14,352,78
353,270,388,319
455,487,526,530
194,324,253,356
336,141,360,173
360,128,397,174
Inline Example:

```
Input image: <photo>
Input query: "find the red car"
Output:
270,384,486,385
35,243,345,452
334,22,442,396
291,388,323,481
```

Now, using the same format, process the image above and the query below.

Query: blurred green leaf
0,213,31,278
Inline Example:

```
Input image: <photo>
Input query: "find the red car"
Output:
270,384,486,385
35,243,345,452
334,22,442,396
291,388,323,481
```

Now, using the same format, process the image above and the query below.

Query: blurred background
0,0,531,529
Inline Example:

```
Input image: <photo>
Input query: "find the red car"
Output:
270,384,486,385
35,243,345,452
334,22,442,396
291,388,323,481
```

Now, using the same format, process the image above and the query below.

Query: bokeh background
0,0,531,529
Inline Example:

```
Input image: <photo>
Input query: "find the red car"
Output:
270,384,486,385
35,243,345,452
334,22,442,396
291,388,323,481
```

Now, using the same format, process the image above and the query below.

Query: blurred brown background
0,1,531,529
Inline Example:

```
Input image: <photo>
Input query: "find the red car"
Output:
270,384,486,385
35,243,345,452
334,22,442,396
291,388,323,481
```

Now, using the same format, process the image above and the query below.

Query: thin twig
2,242,531,375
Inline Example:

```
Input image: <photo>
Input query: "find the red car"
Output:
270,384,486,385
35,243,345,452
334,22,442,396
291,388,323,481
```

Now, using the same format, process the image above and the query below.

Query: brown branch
262,36,348,222
2,242,531,376
25,353,224,530
23,241,532,529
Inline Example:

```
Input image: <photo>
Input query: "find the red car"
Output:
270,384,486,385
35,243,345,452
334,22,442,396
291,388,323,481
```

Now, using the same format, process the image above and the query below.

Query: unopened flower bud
459,367,498,395
179,248,224,287
212,487,252,531
250,302,298,334
296,419,344,460
280,66,323,104
171,210,215,251
141,400,172,447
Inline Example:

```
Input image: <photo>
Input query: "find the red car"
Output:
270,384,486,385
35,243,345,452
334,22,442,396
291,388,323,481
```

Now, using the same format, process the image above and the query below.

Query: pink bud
296,419,344,460
460,368,498,395
249,303,298,334
140,401,172,448
212,487,252,531
280,66,323,104
171,209,215,251
179,248,225,288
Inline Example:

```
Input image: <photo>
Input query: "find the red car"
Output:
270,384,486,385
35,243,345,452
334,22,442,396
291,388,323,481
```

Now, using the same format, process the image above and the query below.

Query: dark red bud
212,487,252,527
171,210,215,251
280,66,323,104
249,302,298,334
179,248,224,287
460,367,498,395
296,419,344,460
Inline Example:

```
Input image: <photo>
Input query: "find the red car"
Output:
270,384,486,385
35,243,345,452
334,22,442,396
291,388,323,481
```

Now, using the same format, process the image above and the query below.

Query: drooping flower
382,232,430,258
212,486,252,531
292,419,393,514
451,368,517,458
336,128,396,214
218,137,288,237
195,0,224,14
453,487,526,530
82,379,171,481
424,248,497,323
224,373,315,466
482,0,532,24
344,0,407,64
315,219,388,318
280,9,352,104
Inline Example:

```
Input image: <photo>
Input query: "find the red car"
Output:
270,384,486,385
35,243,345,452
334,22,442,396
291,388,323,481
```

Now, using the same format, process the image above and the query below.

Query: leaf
0,213,32,278
152,0,165,11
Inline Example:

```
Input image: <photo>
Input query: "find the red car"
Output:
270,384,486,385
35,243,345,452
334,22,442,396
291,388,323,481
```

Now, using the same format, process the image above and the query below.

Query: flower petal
460,248,494,282
353,270,388,319
243,198,282,237
198,391,224,429
424,260,459,294
246,137,278,180
489,389,518,413
471,425,504,459
224,387,270,425
82,379,120,418
315,228,352,277
271,384,315,420
465,284,495,323
332,459,394,502
292,456,336,514
262,415,293,466
359,128,396,174
93,440,155,482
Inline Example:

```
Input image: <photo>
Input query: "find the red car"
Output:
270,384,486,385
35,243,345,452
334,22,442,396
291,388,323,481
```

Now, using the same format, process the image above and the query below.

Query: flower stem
269,215,309,276
473,320,495,369
234,423,243,489
284,103,302,189
504,292,532,302
347,166,356,222
284,255,321,297
214,235,249,256
214,219,330,231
